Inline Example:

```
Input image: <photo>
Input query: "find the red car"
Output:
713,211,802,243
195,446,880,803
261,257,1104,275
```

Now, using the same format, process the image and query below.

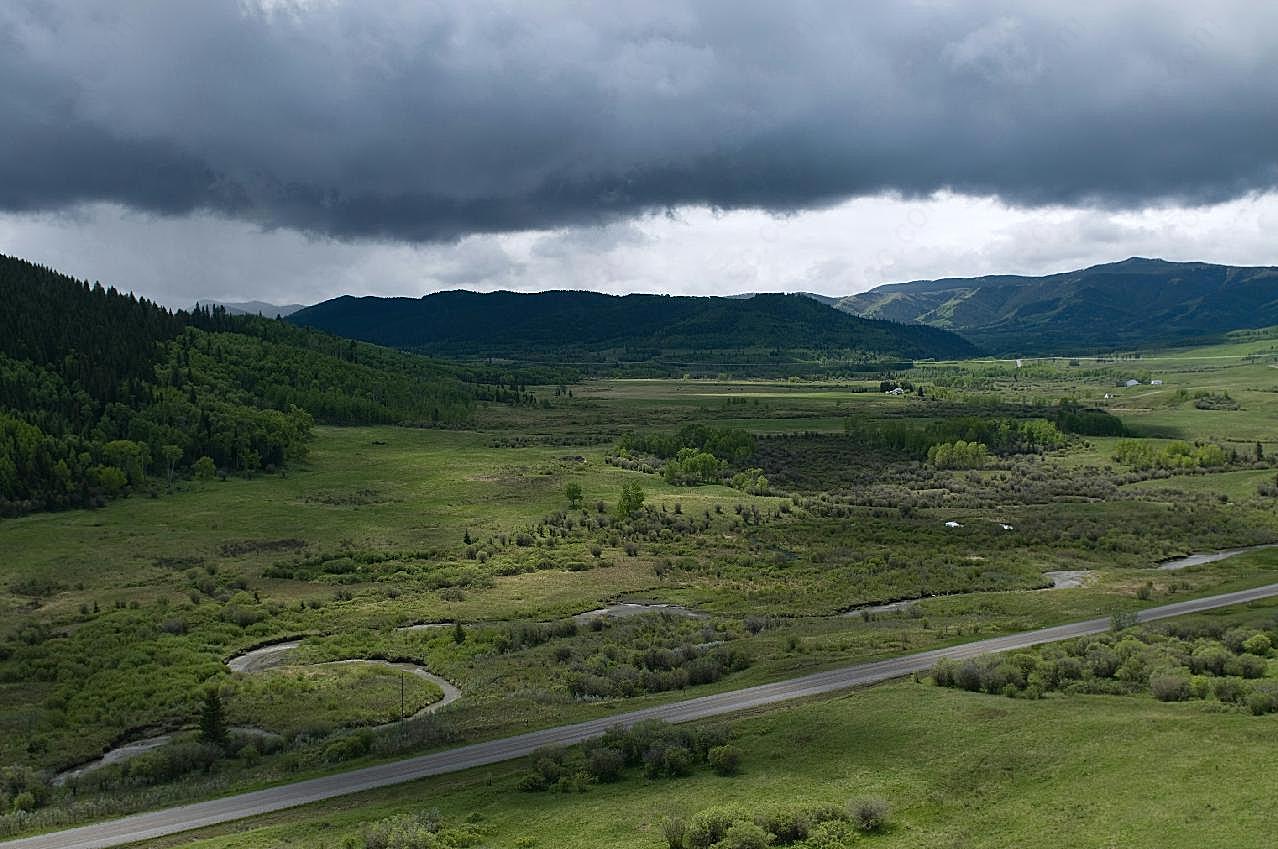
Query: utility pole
400,671,405,721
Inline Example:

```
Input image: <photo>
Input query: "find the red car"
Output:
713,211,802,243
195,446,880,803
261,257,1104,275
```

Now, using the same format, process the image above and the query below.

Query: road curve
9,582,1278,849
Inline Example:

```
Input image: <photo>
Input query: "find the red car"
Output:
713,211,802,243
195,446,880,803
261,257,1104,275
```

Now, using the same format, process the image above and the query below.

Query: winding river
56,543,1276,782
1157,543,1278,571
54,640,460,784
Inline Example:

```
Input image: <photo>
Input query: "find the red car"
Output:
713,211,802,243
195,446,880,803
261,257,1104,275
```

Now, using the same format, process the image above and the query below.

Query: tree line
0,254,556,516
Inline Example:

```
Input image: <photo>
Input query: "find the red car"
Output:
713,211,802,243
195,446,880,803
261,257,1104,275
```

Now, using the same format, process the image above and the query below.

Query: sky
2,0,1277,308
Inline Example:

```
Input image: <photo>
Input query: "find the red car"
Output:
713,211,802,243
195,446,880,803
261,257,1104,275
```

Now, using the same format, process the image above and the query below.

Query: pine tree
198,688,228,748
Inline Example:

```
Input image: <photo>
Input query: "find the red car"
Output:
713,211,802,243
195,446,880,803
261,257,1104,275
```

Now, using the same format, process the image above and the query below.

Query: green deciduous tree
617,480,645,518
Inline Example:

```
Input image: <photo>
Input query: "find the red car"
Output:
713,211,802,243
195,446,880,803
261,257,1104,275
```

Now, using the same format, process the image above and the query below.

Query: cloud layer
7,191,1277,309
4,1,1278,241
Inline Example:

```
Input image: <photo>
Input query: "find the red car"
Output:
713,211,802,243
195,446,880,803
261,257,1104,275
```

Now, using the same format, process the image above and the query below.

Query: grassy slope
155,671,1278,849
836,259,1278,355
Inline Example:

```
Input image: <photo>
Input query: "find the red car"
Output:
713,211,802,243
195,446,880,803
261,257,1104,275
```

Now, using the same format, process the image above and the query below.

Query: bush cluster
931,619,1276,707
517,720,737,792
564,616,749,699
1113,439,1228,470
358,810,486,849
661,797,890,849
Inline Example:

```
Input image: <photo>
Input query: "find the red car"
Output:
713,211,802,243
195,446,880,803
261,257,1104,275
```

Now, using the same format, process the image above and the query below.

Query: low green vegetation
6,314,1278,844
842,412,1067,459
932,608,1278,710
108,656,1278,849
223,664,444,736
518,720,738,792
1113,438,1229,469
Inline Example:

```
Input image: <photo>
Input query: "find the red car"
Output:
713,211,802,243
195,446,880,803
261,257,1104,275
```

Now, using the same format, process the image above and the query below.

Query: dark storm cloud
2,0,1277,241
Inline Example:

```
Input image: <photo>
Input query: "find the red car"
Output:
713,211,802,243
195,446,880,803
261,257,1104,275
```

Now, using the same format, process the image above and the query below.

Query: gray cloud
3,1,1278,242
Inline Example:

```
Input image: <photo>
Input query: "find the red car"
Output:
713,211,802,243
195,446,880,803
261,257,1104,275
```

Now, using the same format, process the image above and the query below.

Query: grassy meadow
4,329,1278,842
142,659,1278,849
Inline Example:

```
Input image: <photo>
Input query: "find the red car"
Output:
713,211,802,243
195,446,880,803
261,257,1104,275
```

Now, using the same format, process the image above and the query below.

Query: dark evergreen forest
0,255,555,516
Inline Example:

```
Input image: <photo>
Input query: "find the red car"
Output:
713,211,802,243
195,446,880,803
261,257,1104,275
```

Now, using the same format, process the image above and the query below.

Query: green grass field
224,663,443,736
150,670,1278,849
6,333,1278,843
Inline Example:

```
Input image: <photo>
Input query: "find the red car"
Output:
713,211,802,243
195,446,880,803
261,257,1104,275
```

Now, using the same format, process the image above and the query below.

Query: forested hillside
837,258,1278,354
0,255,538,516
289,289,979,364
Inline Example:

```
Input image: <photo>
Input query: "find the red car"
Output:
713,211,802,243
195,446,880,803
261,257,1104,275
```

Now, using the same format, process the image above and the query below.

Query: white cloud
3,192,1278,308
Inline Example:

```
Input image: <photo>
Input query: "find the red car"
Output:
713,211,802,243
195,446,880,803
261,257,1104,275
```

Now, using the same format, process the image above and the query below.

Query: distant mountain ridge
195,300,306,317
835,258,1278,354
288,289,979,363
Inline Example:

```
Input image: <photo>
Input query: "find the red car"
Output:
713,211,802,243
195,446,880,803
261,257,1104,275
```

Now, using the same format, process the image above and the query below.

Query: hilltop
836,258,1278,354
289,289,979,365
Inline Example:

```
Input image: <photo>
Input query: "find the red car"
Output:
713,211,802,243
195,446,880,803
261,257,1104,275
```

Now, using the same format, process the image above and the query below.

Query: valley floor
6,335,1278,846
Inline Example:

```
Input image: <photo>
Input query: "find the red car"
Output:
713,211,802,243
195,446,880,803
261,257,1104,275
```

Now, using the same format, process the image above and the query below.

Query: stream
57,543,1274,782
54,640,460,784
1157,543,1278,570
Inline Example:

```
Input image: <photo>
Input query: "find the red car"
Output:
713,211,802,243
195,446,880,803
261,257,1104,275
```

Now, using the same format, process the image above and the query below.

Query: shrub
753,805,846,844
124,741,221,784
716,821,771,849
1189,645,1231,676
10,792,36,814
1242,633,1272,656
848,797,891,833
0,767,48,812
1213,677,1249,704
1150,674,1191,702
708,744,742,776
193,455,216,480
1246,686,1278,716
661,816,689,849
644,744,694,778
931,658,958,687
322,730,373,763
687,805,750,849
1228,654,1268,679
954,660,983,692
360,812,444,849
586,746,625,783
803,820,856,849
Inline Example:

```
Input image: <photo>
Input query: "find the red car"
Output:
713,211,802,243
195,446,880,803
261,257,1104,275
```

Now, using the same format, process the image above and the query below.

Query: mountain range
835,258,1278,354
288,290,979,364
194,300,306,317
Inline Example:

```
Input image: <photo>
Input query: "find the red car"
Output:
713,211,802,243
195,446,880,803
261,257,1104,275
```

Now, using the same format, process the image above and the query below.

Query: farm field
5,330,1278,844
